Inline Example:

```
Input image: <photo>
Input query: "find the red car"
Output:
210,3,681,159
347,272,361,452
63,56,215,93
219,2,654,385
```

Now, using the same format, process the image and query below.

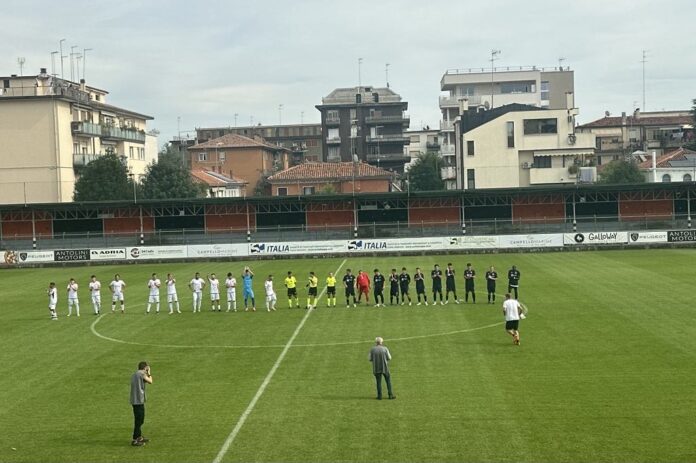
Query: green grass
0,250,695,462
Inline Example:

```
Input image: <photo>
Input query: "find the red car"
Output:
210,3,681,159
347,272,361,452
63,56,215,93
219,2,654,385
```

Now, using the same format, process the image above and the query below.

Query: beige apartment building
454,94,596,189
0,68,156,204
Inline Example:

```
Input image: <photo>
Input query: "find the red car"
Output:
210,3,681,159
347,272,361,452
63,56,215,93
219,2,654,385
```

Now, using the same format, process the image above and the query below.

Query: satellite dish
483,101,491,110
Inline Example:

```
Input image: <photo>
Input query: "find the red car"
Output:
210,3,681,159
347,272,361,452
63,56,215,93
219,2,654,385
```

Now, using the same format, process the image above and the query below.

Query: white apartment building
453,94,596,190
404,128,439,171
0,68,157,204
439,66,574,189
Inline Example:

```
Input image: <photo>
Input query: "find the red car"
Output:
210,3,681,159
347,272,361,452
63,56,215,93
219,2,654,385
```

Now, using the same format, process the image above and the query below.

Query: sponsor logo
250,243,265,254
449,237,459,245
19,252,28,261
630,233,639,242
130,248,141,258
348,240,363,250
91,249,126,257
4,251,17,265
587,232,618,241
348,240,388,251
667,230,696,242
250,243,290,254
54,249,90,262
574,233,585,243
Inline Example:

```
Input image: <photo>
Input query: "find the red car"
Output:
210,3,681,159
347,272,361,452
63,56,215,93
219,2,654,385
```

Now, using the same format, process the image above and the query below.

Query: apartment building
187,133,290,195
454,94,596,190
439,66,574,188
316,86,410,173
196,124,322,165
404,128,440,171
0,68,156,204
267,162,393,196
638,147,696,183
577,110,694,165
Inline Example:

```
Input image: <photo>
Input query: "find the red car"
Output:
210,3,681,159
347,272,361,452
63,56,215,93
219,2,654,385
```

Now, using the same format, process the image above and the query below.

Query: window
129,146,134,159
466,169,475,190
219,151,226,162
662,174,671,183
684,174,693,182
350,108,357,120
506,122,515,148
500,82,535,94
303,186,315,195
467,140,475,156
95,94,100,101
533,156,552,168
541,81,549,101
3,79,10,89
198,152,208,162
458,85,475,96
327,146,340,162
139,148,145,160
277,187,288,196
523,118,558,134
73,143,79,154
327,110,339,122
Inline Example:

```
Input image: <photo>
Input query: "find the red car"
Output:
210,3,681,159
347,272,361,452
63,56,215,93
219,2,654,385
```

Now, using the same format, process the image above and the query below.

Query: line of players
45,263,521,319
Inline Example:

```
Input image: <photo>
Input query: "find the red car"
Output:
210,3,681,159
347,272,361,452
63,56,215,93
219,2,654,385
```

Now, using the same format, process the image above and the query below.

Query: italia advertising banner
346,237,447,253
127,246,188,260
564,232,628,245
249,241,345,256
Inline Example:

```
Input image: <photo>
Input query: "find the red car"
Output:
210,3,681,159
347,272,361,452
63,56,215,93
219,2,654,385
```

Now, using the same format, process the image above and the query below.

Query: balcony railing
426,141,441,150
71,121,102,137
365,134,409,143
440,144,455,155
366,152,410,163
73,152,102,166
440,166,457,180
326,136,341,144
325,117,340,125
440,120,454,131
101,125,146,143
439,94,483,107
365,114,410,124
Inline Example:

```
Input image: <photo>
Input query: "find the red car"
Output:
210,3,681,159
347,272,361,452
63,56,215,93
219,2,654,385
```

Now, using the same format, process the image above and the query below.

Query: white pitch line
211,258,347,463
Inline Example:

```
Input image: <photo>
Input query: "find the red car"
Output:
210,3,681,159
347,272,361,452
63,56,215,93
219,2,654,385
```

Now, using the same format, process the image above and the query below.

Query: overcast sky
2,0,694,146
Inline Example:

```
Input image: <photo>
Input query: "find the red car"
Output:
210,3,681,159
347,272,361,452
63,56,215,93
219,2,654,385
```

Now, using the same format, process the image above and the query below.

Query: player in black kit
414,267,428,305
463,263,476,303
373,269,385,307
445,263,459,304
485,265,498,303
389,269,400,305
343,269,357,307
431,264,444,305
399,267,412,306
507,265,520,299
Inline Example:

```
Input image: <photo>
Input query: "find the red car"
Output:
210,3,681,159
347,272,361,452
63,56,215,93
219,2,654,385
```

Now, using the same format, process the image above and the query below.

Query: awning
533,149,595,157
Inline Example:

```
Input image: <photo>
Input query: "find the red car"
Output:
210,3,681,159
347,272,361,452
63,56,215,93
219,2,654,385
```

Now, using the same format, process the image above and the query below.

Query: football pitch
0,249,695,463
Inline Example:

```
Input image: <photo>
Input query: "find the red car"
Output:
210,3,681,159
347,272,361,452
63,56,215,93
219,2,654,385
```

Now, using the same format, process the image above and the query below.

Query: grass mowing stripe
212,258,347,463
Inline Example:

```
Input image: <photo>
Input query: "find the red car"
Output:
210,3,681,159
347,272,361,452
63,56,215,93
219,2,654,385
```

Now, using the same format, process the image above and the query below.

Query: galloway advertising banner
447,236,499,249
499,234,564,248
666,230,696,243
346,237,447,253
627,231,668,244
250,241,345,256
127,246,188,260
90,248,127,261
564,232,628,245
186,244,248,258
54,249,90,262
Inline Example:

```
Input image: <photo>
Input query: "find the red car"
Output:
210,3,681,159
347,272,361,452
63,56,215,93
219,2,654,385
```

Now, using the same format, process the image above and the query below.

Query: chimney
79,78,86,92
621,112,627,125
458,98,469,116
565,92,574,110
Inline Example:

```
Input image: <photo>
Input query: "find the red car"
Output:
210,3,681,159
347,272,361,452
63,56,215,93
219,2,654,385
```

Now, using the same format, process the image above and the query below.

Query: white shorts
167,293,178,303
91,294,101,304
266,293,277,302
112,293,124,302
68,298,79,306
192,292,202,302
148,294,160,303
227,289,236,301
210,292,220,301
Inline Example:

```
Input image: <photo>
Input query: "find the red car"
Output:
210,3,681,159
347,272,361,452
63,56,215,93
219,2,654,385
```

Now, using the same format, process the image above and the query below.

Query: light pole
216,142,223,174
129,173,137,203
490,49,501,108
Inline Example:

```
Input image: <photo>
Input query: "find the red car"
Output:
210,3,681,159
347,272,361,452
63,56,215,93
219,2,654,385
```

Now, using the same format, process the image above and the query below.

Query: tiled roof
191,169,248,187
189,133,287,151
268,162,393,182
579,114,692,128
638,148,696,169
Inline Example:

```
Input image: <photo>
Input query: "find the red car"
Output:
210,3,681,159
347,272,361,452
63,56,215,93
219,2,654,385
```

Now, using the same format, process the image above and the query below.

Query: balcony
365,114,410,125
440,166,457,180
71,121,102,137
440,144,455,156
366,152,410,163
439,95,483,108
326,136,341,144
365,134,409,143
426,141,440,150
101,125,146,143
440,120,454,131
73,152,102,166
325,117,340,126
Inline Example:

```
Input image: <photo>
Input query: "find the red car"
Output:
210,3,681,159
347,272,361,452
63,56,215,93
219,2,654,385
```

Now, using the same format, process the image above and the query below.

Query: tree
598,160,645,184
685,98,696,151
140,149,206,200
407,151,445,192
73,153,134,201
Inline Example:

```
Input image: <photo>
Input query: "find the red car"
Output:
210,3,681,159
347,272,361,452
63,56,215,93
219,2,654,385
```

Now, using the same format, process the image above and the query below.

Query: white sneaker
353,303,357,307
440,301,445,305
417,302,421,306
409,302,412,306
425,301,429,306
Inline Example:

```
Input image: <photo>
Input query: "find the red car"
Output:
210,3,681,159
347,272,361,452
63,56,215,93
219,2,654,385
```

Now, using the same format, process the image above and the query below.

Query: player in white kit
188,272,205,313
146,273,161,314
166,273,181,314
67,278,80,317
264,275,277,312
47,282,58,320
225,272,237,312
110,274,126,313
89,275,102,315
207,273,221,312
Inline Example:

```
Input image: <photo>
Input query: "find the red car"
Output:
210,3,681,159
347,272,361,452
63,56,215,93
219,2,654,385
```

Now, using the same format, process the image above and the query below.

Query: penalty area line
212,258,347,463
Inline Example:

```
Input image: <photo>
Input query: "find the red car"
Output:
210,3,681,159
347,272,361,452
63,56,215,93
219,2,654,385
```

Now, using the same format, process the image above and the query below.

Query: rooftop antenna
385,63,390,88
75,53,82,82
490,49,501,108
278,104,283,125
82,48,92,81
50,51,58,76
234,113,238,127
641,49,648,111
17,57,26,76
300,111,304,124
70,45,79,81
558,57,566,70
59,39,66,79
358,57,363,90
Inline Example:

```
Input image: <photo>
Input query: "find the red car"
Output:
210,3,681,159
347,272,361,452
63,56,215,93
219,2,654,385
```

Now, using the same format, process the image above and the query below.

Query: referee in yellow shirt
326,272,337,307
284,271,299,309
306,272,319,310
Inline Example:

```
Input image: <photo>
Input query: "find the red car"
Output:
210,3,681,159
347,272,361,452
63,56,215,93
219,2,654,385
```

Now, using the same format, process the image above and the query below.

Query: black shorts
345,287,355,296
446,281,456,291
400,286,409,295
487,284,496,293
432,285,442,293
287,288,297,297
416,285,425,294
465,282,475,291
308,287,318,297
390,287,399,296
505,320,519,331
327,287,336,296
